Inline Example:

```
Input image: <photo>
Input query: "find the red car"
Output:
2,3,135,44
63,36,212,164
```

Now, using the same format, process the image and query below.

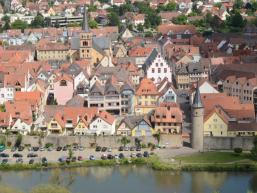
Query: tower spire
82,4,89,32
192,81,203,108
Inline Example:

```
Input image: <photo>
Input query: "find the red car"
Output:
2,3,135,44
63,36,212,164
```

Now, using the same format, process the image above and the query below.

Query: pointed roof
192,82,203,108
82,4,90,32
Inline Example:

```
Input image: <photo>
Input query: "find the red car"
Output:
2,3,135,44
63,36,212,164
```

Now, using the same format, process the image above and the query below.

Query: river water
0,166,256,193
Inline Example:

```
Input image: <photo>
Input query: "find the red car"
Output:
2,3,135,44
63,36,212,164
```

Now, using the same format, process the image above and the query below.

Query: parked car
143,151,149,157
47,147,53,151
16,158,23,164
114,155,119,159
130,153,136,158
39,147,45,151
42,157,48,166
73,146,78,151
66,157,71,163
89,155,95,160
13,153,23,158
101,147,107,152
18,146,24,151
101,154,107,160
119,153,125,159
62,146,67,151
118,146,124,151
130,147,135,151
27,153,38,158
107,148,112,152
95,146,101,152
58,156,67,163
0,153,9,157
11,147,17,152
56,147,62,151
136,153,142,158
78,146,84,151
78,156,83,161
136,147,141,151
107,154,114,160
29,159,34,164
33,147,39,151
1,158,8,164
124,146,129,151
71,157,77,162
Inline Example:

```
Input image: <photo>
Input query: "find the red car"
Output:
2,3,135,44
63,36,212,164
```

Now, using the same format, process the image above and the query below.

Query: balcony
88,96,105,101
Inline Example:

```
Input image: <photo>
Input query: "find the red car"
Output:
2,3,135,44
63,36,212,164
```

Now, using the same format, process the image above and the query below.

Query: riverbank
1,152,257,172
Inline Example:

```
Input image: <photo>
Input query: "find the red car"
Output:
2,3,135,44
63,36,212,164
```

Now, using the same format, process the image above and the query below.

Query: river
0,166,256,193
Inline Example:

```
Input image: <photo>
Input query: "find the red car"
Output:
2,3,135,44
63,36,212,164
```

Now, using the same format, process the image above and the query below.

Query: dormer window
60,80,67,86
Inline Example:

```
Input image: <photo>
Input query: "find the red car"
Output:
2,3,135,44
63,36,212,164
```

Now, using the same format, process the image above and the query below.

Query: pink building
53,74,74,105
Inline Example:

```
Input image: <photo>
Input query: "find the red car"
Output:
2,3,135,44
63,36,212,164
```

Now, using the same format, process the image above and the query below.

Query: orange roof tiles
136,78,159,96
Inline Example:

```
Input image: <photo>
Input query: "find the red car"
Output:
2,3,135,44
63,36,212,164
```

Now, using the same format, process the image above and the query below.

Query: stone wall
204,136,255,151
2,134,182,148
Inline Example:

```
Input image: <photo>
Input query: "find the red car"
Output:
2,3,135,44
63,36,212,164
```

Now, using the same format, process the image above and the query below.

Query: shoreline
1,156,257,172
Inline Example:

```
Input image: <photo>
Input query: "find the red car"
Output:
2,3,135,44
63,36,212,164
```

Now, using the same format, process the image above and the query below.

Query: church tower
191,82,204,152
79,5,92,60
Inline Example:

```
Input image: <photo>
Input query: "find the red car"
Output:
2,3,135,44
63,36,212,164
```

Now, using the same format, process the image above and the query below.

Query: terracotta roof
136,78,159,96
158,24,197,35
5,101,33,125
152,102,182,124
14,91,42,107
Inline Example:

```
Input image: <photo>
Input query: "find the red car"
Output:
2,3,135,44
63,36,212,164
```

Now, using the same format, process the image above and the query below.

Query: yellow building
204,108,228,137
134,78,159,115
37,41,70,61
47,118,64,135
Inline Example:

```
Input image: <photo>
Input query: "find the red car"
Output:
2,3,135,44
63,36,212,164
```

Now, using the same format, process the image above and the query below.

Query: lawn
175,152,253,164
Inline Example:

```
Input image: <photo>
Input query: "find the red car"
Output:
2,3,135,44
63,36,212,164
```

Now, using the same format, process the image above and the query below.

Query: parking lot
0,145,197,165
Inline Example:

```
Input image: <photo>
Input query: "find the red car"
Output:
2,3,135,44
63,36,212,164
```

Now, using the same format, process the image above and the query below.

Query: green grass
176,152,252,164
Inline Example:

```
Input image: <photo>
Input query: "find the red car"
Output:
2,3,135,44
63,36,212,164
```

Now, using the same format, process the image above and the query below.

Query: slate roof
143,48,158,72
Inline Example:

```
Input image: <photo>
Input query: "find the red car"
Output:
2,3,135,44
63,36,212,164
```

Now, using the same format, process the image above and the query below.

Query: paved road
0,146,197,164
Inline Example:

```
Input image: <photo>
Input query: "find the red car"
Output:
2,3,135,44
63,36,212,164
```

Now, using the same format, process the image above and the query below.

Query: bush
234,148,243,154
141,143,147,148
45,143,53,148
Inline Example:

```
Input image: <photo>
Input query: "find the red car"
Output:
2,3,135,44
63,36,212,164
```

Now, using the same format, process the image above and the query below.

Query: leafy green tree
145,13,161,27
30,13,44,28
233,0,244,9
30,185,71,193
153,132,161,145
214,2,222,8
137,23,144,32
89,20,98,28
68,148,73,159
226,11,246,31
2,15,10,30
107,12,120,26
0,104,5,112
251,137,257,160
11,19,28,30
15,134,22,147
88,5,97,12
172,14,188,24
120,136,130,147
157,2,177,11
134,137,141,147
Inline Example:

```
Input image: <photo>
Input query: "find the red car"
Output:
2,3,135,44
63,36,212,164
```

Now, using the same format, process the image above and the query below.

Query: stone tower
191,82,204,152
79,5,92,60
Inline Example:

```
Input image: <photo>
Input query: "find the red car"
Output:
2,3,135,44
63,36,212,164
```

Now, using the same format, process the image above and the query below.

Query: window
164,68,167,73
152,68,155,73
60,80,67,86
83,41,88,46
158,68,161,73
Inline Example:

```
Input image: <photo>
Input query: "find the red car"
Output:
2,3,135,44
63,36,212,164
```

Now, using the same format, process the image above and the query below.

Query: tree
68,147,73,160
226,11,246,31
153,132,161,145
251,136,257,160
30,13,44,28
137,24,144,32
15,134,22,147
89,20,98,28
2,15,10,31
233,0,244,9
0,104,5,112
120,136,130,147
11,19,28,30
107,12,120,26
134,137,141,147
172,14,188,24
